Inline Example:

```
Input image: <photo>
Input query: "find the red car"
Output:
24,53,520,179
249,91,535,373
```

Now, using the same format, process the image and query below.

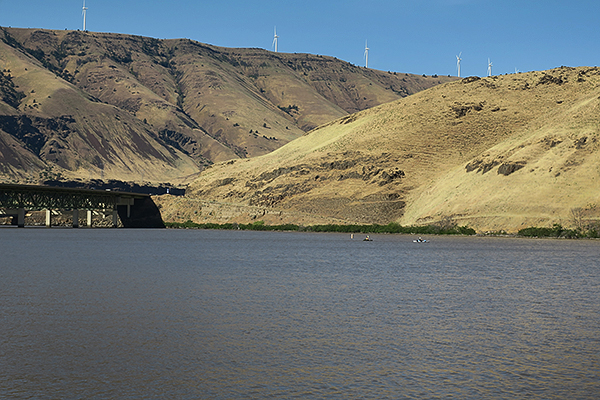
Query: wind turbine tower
272,27,278,52
82,0,88,31
364,40,369,68
456,52,462,77
487,58,493,77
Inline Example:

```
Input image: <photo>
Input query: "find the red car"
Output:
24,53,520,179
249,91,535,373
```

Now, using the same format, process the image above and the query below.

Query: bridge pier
73,209,79,228
112,209,118,228
46,209,52,227
87,210,92,227
17,208,25,228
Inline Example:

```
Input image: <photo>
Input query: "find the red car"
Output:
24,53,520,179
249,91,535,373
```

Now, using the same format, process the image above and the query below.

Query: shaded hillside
0,40,198,183
0,27,453,183
156,67,600,232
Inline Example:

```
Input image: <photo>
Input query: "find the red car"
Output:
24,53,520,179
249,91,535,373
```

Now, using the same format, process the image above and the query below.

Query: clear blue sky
1,0,598,77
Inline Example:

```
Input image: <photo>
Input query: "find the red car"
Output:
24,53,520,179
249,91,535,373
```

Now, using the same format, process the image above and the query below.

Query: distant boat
363,236,373,241
413,237,428,243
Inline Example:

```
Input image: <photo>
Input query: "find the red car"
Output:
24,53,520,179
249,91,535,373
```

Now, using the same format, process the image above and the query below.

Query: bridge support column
112,209,118,228
73,209,79,228
46,209,52,227
87,210,92,227
17,208,25,228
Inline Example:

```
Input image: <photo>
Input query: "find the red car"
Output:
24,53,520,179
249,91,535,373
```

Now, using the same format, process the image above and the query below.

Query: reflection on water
1,228,599,398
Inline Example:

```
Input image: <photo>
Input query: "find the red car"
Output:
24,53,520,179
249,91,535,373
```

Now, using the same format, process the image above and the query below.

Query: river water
1,228,598,399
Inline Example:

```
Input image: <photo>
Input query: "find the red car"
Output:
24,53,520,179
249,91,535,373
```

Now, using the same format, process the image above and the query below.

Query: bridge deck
0,184,162,228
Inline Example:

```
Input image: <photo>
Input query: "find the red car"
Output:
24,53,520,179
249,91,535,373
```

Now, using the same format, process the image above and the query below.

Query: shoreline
164,220,600,239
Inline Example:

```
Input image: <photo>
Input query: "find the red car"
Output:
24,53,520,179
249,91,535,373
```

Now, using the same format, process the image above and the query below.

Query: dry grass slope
157,66,600,233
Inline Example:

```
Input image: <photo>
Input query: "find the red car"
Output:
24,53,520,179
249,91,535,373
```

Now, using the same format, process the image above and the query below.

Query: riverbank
166,220,600,239
166,220,476,235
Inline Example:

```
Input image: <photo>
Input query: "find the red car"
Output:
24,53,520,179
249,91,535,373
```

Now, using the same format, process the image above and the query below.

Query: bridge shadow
118,197,165,228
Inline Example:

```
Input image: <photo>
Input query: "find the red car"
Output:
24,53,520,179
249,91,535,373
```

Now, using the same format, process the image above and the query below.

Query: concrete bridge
0,184,164,228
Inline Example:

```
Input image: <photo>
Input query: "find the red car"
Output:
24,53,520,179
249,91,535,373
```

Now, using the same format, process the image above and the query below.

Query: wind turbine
487,58,493,77
272,27,278,52
82,0,88,31
456,52,462,77
364,40,369,68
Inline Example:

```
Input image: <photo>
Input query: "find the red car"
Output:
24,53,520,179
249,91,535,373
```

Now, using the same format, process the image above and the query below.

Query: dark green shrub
165,220,477,236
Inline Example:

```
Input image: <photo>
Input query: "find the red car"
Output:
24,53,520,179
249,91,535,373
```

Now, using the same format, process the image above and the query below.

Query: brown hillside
0,35,198,182
156,67,600,232
0,27,453,184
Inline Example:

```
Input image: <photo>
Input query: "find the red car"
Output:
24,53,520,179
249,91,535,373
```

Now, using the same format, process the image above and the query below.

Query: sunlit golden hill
0,27,452,183
156,66,600,233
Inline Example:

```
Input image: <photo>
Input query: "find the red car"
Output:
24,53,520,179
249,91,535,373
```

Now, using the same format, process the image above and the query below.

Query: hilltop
0,27,453,184
156,66,600,233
